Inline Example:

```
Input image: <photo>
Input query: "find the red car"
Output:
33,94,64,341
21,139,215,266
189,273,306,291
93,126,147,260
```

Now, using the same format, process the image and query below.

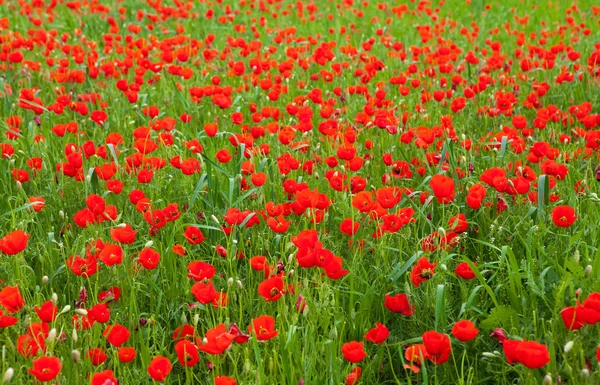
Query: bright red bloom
451,320,479,342
91,370,118,385
34,300,58,323
364,323,390,344
214,376,237,385
0,230,30,255
175,339,199,367
341,341,367,363
103,323,130,347
183,226,205,244
28,356,62,382
404,344,429,372
248,315,279,341
430,174,455,203
410,257,437,287
197,324,235,355
148,356,172,382
455,262,476,280
422,330,452,364
551,206,577,228
118,347,136,363
384,294,414,316
258,276,284,302
0,285,25,313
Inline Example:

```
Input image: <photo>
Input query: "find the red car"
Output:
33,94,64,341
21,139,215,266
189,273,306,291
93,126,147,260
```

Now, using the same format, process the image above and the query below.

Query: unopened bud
15,181,22,190
72,349,81,363
573,250,580,264
236,280,243,288
202,337,208,344
52,292,58,304
144,240,154,248
180,313,187,324
581,368,590,378
564,341,574,353
482,352,497,358
227,278,234,287
211,215,220,224
289,269,295,277
72,328,78,342
193,314,200,327
46,328,57,344
75,308,87,316
3,368,14,383
59,210,64,218
543,374,552,385
41,275,49,284
585,265,592,278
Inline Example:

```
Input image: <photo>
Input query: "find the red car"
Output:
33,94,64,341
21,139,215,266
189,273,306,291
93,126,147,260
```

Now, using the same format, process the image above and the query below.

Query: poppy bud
46,328,57,344
564,341,574,353
75,308,87,316
211,215,220,224
3,368,14,383
585,265,592,277
581,368,590,378
72,349,81,363
144,240,154,248
72,329,78,342
60,305,71,314
42,276,49,284
52,292,58,304
575,288,582,298
193,314,199,327
227,278,234,287
237,280,243,288
16,181,22,190
180,313,187,324
482,352,497,358
573,250,580,264
59,210,64,218
543,374,552,385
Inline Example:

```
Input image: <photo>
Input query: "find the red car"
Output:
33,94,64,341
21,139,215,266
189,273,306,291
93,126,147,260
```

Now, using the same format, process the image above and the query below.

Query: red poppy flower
248,315,278,341
0,285,25,313
118,347,136,363
404,344,429,372
88,348,108,366
551,205,577,228
215,376,237,385
345,367,362,385
364,323,390,344
110,224,137,244
384,294,414,316
0,230,30,255
34,300,58,323
451,320,479,342
514,340,551,369
28,356,62,382
175,339,199,367
455,262,476,280
430,174,455,203
258,276,284,302
410,257,437,287
341,341,366,363
183,226,205,244
197,324,235,355
103,324,130,347
148,356,172,382
422,330,452,364
91,370,118,385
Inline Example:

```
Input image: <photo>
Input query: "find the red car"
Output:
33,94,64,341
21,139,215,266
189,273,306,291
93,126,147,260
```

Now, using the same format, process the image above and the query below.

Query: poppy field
1,0,600,383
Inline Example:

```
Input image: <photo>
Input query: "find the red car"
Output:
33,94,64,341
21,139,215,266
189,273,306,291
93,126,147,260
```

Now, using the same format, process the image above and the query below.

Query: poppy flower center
420,269,433,279
269,287,280,297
